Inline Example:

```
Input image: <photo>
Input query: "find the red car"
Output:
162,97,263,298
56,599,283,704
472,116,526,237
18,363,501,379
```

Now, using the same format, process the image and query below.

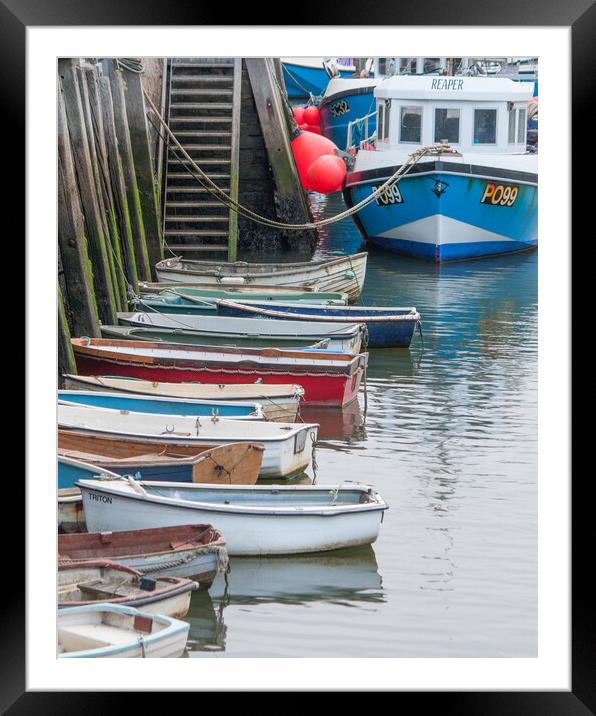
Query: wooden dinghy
116,311,364,354
138,281,348,302
101,324,333,351
216,300,422,348
58,389,265,420
154,252,368,302
58,603,190,658
58,560,198,618
77,480,389,556
62,375,304,422
58,524,228,585
58,404,319,479
58,438,264,485
70,338,368,407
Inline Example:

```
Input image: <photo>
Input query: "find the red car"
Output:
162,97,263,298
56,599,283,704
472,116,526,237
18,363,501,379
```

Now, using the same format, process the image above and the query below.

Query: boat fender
345,269,355,279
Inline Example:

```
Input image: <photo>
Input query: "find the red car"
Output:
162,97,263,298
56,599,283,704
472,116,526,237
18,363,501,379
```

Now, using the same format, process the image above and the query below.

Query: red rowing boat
71,338,367,407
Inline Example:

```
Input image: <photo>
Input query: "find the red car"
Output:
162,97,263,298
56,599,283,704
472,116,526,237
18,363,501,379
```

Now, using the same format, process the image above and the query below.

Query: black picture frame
11,0,588,708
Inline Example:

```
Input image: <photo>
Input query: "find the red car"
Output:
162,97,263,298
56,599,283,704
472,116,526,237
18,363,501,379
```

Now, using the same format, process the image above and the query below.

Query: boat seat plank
58,623,140,651
76,580,138,599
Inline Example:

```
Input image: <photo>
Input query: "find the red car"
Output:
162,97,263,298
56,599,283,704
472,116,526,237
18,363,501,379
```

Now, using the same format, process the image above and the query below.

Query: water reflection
185,546,384,653
301,401,366,444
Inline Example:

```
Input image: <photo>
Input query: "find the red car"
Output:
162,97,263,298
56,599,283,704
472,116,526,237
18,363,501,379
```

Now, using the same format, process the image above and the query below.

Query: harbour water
187,192,538,657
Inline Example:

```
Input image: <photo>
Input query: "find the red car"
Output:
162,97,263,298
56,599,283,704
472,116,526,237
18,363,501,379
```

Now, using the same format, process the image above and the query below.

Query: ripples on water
188,192,537,658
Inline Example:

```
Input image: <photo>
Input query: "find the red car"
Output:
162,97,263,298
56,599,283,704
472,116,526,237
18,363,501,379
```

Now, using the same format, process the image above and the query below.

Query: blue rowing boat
57,390,264,420
215,300,421,349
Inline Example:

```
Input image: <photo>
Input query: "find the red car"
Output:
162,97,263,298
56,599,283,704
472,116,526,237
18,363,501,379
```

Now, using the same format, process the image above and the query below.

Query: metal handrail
346,110,378,153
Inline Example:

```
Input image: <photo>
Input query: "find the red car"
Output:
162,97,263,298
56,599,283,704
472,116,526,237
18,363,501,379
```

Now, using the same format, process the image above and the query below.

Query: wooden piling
119,63,164,272
105,60,152,282
58,58,118,325
82,65,128,309
243,58,316,252
57,84,101,338
99,75,139,293
58,284,77,381
78,64,124,311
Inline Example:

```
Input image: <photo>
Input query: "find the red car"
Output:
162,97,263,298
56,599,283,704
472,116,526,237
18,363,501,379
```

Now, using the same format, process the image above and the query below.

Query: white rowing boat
155,253,368,302
77,479,389,556
58,403,318,479
58,603,190,658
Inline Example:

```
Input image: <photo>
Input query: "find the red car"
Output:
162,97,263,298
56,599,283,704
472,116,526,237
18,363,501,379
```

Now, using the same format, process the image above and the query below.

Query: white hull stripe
377,215,516,246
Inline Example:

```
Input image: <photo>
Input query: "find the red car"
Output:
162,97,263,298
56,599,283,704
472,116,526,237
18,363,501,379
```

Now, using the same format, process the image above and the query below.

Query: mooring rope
143,89,456,231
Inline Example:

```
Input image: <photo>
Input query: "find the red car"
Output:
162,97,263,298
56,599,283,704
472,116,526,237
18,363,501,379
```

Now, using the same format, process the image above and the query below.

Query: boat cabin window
517,108,526,143
400,106,422,143
382,101,391,141
434,108,460,143
508,106,517,143
377,103,384,142
473,108,497,144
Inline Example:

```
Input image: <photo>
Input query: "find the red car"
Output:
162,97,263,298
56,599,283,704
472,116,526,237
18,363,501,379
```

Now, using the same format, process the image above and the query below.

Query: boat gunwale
216,300,421,323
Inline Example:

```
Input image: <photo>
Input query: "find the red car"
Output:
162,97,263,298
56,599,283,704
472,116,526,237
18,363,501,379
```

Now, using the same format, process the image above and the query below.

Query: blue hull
57,391,258,418
216,303,418,348
320,89,376,150
345,167,537,262
58,459,194,488
58,460,104,489
283,63,353,98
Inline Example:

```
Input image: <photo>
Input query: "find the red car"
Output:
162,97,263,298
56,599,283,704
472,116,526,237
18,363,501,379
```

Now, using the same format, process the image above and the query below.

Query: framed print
10,0,588,707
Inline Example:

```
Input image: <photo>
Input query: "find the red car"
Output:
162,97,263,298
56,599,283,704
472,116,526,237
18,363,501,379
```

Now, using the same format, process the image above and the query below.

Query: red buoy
293,106,306,125
304,105,321,126
291,131,341,190
307,154,347,194
305,124,322,135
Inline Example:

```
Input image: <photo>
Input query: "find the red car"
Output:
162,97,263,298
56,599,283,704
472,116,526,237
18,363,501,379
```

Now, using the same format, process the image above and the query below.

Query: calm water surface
187,192,537,658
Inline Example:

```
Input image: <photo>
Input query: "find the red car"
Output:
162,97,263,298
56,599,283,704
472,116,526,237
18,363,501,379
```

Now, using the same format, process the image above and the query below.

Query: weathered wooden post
78,63,123,311
57,84,101,338
118,61,164,272
104,59,152,282
82,64,128,309
58,58,118,324
58,284,77,381
244,58,316,251
99,75,140,293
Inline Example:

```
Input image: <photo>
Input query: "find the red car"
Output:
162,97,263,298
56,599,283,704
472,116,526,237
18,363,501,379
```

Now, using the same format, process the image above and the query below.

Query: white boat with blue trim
77,479,388,556
58,603,190,658
58,403,318,479
344,75,537,262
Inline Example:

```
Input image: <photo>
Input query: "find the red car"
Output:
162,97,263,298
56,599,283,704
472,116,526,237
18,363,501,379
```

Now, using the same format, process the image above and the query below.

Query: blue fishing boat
215,299,421,349
58,390,264,420
282,57,356,98
343,76,538,262
319,78,379,149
